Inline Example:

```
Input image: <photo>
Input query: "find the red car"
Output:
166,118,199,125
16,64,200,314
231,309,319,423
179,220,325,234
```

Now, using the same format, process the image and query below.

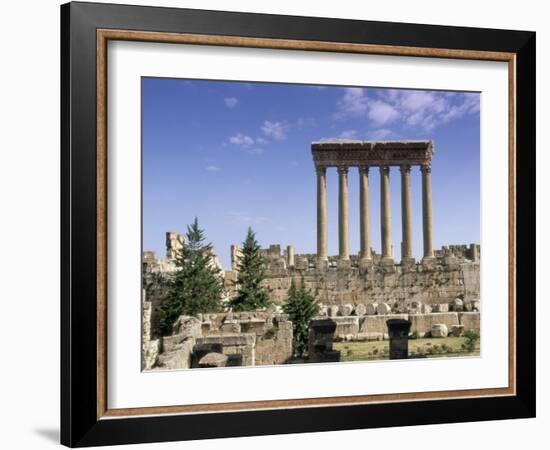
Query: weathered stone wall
223,244,480,308
147,312,293,370
141,289,160,370
224,261,479,307
311,311,480,343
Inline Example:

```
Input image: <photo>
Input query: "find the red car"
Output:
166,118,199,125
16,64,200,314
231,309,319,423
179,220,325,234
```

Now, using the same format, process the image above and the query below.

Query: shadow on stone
386,318,411,359
308,319,341,363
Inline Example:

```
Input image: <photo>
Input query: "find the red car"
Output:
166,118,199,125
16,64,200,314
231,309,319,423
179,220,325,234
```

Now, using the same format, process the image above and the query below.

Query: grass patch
334,336,480,362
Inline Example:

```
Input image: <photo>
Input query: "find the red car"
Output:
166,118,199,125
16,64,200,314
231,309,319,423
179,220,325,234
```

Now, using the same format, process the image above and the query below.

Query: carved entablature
311,140,434,168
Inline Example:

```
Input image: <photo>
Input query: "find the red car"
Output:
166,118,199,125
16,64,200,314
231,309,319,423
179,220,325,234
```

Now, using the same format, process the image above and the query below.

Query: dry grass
334,336,480,362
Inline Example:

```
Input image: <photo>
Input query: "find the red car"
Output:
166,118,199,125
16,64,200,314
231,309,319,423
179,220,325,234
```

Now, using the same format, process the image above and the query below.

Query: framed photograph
61,1,535,447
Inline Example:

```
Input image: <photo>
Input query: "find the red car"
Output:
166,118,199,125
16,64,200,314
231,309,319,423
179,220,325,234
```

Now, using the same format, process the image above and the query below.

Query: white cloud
224,97,238,108
255,137,268,145
367,100,400,125
229,133,254,146
205,165,221,172
334,88,369,118
261,120,287,140
389,90,479,131
335,87,480,133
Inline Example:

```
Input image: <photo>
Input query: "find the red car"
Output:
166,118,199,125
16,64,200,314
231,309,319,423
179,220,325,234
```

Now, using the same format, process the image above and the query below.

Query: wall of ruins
224,244,480,308
149,312,294,370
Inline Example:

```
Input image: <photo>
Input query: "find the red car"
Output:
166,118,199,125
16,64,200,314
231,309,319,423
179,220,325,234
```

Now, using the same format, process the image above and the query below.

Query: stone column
287,245,295,267
400,165,414,263
380,166,393,260
421,163,435,260
316,167,328,263
359,166,372,262
338,167,350,260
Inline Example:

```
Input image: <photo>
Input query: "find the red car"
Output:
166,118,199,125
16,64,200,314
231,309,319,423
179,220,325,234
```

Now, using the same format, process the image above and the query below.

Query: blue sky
142,78,480,269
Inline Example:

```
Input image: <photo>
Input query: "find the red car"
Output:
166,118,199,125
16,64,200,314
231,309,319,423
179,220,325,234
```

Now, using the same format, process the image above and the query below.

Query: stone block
431,324,449,338
198,352,228,368
339,304,354,316
240,319,267,335
421,304,432,314
157,338,194,370
450,298,464,312
355,332,384,341
332,316,360,335
337,259,352,270
365,303,378,315
308,319,338,360
407,300,423,314
376,303,392,315
359,314,408,334
450,324,465,337
432,303,449,313
459,312,480,331
172,315,201,338
409,312,459,334
197,334,255,347
328,305,340,317
354,304,367,316
220,320,241,333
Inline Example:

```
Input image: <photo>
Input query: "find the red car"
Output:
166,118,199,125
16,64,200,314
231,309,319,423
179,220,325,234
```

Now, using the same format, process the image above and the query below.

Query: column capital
315,166,327,176
380,165,390,175
337,166,349,175
400,164,412,174
421,163,432,174
359,165,370,175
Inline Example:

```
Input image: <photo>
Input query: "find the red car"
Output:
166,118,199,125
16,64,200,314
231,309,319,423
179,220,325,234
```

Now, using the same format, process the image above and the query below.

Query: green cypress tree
159,218,224,335
228,227,271,311
283,277,320,358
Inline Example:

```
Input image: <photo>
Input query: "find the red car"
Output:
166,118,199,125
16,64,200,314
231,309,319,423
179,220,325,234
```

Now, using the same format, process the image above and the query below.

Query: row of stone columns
316,165,434,265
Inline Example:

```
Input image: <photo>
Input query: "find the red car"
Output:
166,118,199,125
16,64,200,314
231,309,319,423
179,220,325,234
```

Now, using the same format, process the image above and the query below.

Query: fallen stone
431,324,449,338
377,303,392,315
409,312,459,334
421,304,432,314
339,304,354,316
365,303,378,315
354,304,367,316
198,352,228,368
451,298,464,312
451,324,465,337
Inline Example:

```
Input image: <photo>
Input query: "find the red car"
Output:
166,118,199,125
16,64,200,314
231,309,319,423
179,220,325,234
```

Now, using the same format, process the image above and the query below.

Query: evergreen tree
228,227,271,311
160,218,224,334
283,277,320,358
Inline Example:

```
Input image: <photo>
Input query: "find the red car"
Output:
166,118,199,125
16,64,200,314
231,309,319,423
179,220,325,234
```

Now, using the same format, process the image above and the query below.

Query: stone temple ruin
142,140,481,370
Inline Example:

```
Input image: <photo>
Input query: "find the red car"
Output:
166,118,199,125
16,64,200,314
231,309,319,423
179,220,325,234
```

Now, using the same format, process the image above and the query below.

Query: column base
401,257,416,268
316,258,329,271
337,258,351,270
421,256,437,268
380,256,395,266
358,257,373,272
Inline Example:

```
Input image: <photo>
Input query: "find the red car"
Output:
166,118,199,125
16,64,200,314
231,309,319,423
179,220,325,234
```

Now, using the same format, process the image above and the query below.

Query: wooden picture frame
61,1,535,447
